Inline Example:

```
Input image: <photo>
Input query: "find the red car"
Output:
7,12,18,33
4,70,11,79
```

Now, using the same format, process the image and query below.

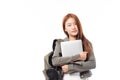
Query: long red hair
62,13,92,54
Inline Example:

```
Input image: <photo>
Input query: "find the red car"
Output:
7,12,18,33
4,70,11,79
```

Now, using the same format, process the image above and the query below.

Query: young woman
52,13,96,80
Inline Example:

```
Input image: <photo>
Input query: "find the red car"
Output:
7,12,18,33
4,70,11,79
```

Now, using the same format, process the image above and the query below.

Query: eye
67,24,71,27
68,24,71,27
73,22,77,25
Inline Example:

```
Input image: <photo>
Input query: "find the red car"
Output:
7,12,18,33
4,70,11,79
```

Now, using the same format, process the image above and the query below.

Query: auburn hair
62,13,92,54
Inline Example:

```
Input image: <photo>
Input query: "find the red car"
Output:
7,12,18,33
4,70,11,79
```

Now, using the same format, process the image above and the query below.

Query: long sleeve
52,40,80,66
68,42,96,73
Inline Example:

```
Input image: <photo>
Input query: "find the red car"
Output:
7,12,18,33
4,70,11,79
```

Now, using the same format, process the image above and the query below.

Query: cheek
65,26,69,32
65,28,70,34
76,27,79,32
77,28,79,32
65,28,67,32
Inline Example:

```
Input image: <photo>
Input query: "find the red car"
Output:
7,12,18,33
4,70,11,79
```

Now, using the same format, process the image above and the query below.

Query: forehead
65,18,76,24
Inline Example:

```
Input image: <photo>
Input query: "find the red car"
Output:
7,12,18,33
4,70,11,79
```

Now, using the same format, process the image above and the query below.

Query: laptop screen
61,40,83,57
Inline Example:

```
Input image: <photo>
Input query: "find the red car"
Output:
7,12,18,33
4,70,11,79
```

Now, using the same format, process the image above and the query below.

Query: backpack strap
49,39,63,68
52,39,58,51
52,39,63,51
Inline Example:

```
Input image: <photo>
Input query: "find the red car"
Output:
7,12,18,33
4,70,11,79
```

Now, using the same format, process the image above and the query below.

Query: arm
67,43,96,73
52,40,80,66
68,56,95,73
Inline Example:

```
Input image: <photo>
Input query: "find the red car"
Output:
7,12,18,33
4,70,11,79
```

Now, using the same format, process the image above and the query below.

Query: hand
79,51,88,61
62,65,68,73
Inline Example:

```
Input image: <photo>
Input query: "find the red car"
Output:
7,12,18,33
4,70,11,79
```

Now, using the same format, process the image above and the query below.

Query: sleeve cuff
68,64,74,74
68,64,73,70
71,54,80,62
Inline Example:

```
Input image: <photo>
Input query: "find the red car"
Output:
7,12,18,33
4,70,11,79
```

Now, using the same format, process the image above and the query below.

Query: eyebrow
66,23,71,24
66,22,76,25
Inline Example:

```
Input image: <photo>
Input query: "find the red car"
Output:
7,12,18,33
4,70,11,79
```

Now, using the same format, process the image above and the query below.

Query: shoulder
54,37,68,43
52,38,64,50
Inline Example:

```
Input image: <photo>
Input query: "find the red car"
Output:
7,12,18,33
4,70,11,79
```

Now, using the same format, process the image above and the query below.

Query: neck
69,36,76,41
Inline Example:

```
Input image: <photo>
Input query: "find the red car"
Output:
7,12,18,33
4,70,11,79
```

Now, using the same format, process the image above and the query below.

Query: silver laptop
61,40,83,57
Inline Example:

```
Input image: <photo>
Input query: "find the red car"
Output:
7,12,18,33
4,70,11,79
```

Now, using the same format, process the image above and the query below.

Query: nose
72,24,76,29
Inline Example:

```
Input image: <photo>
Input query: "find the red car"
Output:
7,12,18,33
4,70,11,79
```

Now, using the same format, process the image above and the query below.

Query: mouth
72,30,77,32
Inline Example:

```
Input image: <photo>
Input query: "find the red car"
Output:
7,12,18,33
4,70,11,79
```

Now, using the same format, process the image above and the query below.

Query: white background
0,0,120,80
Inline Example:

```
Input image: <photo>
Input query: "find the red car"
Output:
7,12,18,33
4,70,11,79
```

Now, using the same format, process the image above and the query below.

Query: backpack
43,39,64,80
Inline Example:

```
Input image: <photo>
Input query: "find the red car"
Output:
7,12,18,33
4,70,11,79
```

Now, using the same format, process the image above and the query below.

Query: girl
52,13,96,80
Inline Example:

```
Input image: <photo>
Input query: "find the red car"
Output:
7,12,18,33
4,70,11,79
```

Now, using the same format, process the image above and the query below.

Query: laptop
61,40,83,57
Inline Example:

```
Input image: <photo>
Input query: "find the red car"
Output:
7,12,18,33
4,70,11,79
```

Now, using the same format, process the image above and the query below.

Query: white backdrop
0,0,120,80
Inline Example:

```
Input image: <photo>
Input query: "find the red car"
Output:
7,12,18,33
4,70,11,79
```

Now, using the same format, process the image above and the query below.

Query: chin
72,33,78,36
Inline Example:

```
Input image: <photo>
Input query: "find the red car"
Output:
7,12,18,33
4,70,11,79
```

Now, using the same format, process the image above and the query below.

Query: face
65,18,78,37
